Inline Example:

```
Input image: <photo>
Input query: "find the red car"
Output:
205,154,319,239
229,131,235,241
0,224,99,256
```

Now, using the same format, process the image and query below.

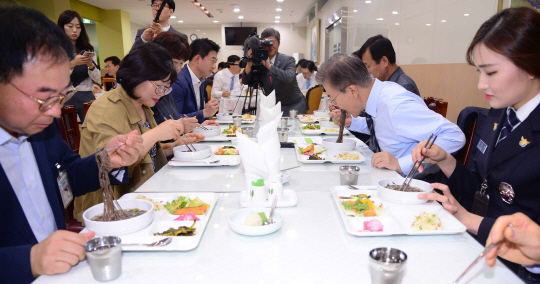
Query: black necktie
366,114,381,153
496,108,520,146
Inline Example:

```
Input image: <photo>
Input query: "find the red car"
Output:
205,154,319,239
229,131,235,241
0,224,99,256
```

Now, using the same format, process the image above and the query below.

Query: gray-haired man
317,54,464,176
242,28,307,114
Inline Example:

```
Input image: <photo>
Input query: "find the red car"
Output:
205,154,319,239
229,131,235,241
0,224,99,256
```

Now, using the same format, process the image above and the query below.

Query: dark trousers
65,90,95,123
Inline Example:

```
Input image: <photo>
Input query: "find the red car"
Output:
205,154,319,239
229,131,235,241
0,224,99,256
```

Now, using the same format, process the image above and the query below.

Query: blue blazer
0,122,122,283
446,105,540,246
170,65,209,123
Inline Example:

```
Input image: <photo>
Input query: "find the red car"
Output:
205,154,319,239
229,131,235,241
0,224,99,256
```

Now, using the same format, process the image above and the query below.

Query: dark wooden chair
101,77,115,91
59,105,81,154
83,100,95,116
305,84,324,114
423,97,448,118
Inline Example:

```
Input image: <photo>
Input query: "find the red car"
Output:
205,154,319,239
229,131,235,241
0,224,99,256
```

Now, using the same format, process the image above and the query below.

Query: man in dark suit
131,0,187,51
242,28,307,114
104,56,120,90
0,7,144,283
170,38,220,123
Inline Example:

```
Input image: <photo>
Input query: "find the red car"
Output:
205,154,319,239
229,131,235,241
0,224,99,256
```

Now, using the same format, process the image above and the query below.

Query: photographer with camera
241,28,307,114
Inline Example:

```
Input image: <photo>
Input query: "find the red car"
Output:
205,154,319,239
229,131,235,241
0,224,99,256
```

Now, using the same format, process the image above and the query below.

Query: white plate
201,134,232,142
300,127,350,136
294,144,366,164
297,115,329,123
240,189,298,207
82,192,219,251
168,145,241,167
330,186,466,237
228,208,284,236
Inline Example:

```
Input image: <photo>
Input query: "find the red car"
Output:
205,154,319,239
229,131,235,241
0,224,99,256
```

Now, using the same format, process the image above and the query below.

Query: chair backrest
424,97,448,118
305,85,324,114
102,77,115,91
83,100,95,116
454,106,490,167
59,105,81,154
205,84,212,103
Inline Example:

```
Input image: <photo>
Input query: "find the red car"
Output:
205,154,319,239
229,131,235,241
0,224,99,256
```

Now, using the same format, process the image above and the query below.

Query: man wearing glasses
131,0,187,50
318,55,464,177
211,55,243,101
0,7,144,283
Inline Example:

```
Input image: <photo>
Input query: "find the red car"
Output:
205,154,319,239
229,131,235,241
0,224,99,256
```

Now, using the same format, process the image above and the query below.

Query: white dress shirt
348,79,465,174
296,71,319,92
211,68,242,100
141,25,171,43
69,53,101,92
513,92,540,126
187,64,202,110
0,127,57,242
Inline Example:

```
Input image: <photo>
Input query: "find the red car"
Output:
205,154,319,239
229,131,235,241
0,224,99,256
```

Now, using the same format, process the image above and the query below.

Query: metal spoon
263,196,278,226
122,237,172,247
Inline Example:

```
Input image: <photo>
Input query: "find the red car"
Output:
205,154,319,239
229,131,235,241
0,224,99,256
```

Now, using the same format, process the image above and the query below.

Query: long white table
35,119,523,283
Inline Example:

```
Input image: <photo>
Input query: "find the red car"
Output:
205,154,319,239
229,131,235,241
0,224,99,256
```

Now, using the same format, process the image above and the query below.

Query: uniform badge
493,123,498,131
477,139,488,154
519,136,530,147
499,182,515,204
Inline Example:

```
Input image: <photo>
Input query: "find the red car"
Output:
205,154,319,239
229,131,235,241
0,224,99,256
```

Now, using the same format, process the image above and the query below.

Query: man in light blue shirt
318,54,465,175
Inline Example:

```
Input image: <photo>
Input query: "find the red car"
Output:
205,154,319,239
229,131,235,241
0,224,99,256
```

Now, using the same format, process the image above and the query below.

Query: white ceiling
80,0,316,27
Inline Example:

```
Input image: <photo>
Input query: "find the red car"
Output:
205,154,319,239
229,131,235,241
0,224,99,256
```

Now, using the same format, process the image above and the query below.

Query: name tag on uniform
477,139,488,154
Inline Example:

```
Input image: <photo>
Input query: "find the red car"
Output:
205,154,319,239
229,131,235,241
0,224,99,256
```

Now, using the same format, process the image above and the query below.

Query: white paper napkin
237,114,282,195
259,101,282,127
260,89,276,109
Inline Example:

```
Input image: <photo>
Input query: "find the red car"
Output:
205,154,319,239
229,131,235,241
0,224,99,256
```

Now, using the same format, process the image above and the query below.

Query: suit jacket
446,105,540,246
0,122,102,283
131,26,187,51
242,52,307,113
170,64,209,123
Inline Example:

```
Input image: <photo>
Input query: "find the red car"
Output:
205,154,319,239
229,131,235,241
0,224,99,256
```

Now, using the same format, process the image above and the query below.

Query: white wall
219,23,307,66
307,0,500,65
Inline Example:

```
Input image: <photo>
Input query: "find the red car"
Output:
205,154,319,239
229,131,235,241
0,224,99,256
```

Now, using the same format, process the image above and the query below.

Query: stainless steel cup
242,127,254,138
369,247,407,284
232,115,243,127
84,236,122,282
277,128,289,142
280,118,289,129
289,109,298,118
339,165,360,185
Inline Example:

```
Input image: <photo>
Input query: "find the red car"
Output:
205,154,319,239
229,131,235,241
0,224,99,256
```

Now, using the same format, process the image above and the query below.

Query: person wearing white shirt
212,55,243,101
296,60,319,92
131,0,187,50
319,54,465,176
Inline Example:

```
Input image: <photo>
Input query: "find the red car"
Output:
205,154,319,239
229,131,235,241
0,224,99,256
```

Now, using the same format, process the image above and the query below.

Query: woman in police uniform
411,7,540,282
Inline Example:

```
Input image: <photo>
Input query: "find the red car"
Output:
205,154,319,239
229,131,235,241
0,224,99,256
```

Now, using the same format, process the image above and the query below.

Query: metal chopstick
164,116,194,152
181,134,197,152
399,134,435,191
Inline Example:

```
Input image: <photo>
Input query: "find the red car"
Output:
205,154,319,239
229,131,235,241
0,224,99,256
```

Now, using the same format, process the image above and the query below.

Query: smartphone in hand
82,51,95,58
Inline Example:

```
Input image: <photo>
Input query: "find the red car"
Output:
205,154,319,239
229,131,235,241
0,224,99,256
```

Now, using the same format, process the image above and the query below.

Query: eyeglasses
328,90,343,104
228,63,239,66
149,81,172,95
151,4,169,10
10,83,77,112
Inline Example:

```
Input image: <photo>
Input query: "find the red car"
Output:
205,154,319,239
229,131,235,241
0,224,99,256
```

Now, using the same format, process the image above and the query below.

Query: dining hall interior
1,0,540,283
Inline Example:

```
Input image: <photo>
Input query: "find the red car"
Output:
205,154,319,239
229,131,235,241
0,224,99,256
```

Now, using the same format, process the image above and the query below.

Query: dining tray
82,192,219,251
168,145,241,167
330,186,467,237
293,143,366,164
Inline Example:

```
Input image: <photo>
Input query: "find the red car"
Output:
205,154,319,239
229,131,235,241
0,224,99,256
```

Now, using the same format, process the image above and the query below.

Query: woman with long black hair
57,10,100,122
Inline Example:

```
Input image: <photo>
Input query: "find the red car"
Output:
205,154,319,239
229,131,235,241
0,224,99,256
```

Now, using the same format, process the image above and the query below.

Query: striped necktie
496,107,520,146
366,114,381,153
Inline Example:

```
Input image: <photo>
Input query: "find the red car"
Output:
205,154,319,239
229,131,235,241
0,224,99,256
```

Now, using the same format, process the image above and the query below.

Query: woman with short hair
74,43,185,222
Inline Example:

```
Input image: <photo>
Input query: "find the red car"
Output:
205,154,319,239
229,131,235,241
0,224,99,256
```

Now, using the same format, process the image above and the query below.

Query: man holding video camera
242,28,307,114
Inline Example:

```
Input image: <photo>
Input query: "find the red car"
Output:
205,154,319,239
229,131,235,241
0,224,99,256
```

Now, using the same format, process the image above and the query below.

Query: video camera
239,33,273,69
